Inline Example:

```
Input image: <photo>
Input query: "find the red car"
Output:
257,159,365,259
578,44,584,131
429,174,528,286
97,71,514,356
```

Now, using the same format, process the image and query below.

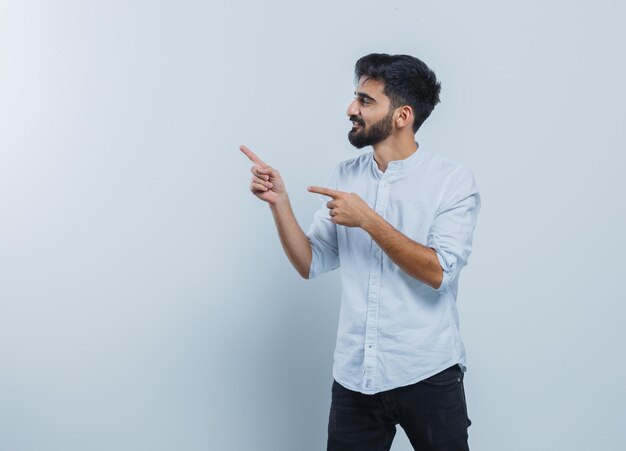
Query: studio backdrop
1,1,625,450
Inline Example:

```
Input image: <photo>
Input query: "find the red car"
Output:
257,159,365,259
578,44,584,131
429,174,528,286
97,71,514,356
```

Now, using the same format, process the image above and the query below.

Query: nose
346,98,359,117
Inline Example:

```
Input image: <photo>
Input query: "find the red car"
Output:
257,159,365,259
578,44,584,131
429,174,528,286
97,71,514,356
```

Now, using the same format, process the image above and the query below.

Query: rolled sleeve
306,165,341,279
307,204,339,278
428,167,481,292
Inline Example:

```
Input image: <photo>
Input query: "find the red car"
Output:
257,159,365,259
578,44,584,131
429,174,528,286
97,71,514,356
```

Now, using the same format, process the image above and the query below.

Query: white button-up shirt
306,147,481,394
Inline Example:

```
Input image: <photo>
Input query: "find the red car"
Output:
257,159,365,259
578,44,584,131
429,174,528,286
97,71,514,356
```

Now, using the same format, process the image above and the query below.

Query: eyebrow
354,91,376,102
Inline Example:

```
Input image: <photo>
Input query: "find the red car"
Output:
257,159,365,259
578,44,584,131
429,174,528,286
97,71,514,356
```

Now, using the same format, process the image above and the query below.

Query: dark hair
354,53,441,133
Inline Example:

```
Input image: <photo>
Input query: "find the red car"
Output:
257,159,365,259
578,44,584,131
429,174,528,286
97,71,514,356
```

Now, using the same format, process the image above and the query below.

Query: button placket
363,175,390,390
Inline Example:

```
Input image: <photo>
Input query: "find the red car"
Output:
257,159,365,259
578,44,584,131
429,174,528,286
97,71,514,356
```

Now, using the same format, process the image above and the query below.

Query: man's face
347,76,395,149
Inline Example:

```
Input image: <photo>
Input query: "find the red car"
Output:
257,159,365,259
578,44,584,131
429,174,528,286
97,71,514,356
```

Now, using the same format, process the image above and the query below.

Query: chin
348,134,368,149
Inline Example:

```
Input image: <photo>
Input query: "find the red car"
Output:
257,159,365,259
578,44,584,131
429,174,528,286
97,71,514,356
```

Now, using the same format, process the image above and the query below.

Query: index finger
307,186,340,198
239,145,267,167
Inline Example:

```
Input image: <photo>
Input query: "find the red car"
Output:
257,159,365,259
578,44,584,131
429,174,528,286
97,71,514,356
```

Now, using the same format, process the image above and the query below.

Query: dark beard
348,111,394,149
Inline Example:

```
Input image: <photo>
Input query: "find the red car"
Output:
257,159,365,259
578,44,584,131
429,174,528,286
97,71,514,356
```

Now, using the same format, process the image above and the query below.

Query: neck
372,134,419,172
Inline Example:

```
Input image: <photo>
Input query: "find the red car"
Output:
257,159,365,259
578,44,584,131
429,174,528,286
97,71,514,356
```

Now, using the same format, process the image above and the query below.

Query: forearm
269,196,313,279
362,213,443,289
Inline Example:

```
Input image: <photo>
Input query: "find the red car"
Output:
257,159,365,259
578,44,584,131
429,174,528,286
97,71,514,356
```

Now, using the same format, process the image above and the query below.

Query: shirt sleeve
427,166,481,292
306,165,341,279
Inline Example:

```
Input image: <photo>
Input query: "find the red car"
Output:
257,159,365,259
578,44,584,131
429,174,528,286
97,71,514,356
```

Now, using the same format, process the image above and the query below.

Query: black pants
327,365,471,451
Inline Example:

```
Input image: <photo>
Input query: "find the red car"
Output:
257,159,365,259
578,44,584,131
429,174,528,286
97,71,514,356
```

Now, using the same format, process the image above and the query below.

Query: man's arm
361,214,443,289
268,196,313,279
307,185,443,289
240,145,312,279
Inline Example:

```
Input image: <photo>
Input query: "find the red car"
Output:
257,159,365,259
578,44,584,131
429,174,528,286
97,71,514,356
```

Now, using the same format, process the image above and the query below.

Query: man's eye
360,98,370,104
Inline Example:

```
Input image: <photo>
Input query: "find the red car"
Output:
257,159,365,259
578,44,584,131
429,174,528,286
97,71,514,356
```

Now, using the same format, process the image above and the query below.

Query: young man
240,53,480,451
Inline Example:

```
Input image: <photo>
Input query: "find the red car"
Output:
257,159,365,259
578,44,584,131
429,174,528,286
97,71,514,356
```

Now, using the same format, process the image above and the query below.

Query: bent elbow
433,267,444,290
297,264,311,280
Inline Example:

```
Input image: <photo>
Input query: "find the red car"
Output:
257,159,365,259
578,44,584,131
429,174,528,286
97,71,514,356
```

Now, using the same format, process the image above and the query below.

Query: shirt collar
370,143,425,176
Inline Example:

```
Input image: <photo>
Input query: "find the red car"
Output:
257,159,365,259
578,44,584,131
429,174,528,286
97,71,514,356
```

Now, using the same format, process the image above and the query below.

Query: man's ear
395,106,414,129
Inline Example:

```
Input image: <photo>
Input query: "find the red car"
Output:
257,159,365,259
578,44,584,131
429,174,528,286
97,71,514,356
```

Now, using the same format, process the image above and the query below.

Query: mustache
349,116,365,126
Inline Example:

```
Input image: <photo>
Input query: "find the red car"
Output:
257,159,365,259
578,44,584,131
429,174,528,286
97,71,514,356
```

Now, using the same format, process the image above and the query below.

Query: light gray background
1,1,625,450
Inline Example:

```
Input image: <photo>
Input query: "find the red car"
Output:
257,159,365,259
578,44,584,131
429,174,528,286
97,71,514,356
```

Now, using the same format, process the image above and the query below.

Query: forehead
355,76,387,98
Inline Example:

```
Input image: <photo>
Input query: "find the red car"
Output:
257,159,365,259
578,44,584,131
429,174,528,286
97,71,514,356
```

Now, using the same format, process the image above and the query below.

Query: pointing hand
307,186,374,228
240,145,287,206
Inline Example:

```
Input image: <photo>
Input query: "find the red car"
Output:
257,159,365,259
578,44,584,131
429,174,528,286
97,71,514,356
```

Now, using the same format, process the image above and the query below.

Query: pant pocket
420,365,462,387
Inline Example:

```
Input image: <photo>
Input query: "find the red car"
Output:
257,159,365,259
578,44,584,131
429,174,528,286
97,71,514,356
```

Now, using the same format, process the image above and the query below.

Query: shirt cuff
432,248,458,293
